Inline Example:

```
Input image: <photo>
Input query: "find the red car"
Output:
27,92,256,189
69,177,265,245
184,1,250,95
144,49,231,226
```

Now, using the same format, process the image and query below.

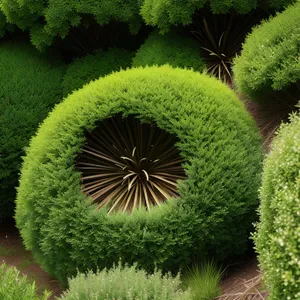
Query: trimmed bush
0,263,51,299
140,0,295,31
132,31,205,71
62,48,134,97
16,66,262,285
0,42,65,223
233,1,300,98
254,111,300,299
59,264,191,300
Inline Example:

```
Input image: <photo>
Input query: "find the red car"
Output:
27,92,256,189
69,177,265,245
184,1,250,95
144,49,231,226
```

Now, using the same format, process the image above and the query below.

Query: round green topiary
16,66,262,286
233,1,300,98
0,41,65,223
62,48,134,97
254,111,300,300
132,31,205,71
59,264,191,300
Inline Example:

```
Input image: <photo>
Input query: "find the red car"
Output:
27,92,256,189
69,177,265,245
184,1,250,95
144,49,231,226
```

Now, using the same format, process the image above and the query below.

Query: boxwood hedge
233,1,300,99
0,42,65,223
254,111,300,300
132,31,205,71
16,66,262,285
62,48,134,97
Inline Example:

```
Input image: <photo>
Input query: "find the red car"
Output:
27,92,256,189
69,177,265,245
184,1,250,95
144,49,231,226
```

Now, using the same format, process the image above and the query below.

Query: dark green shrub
16,66,262,285
62,48,134,97
0,42,65,223
0,263,51,299
132,31,205,71
140,0,295,31
233,1,300,97
59,264,191,300
254,111,300,300
0,0,141,50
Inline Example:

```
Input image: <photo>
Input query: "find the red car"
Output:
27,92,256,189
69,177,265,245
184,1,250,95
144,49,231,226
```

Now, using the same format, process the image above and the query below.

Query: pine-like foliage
0,42,65,223
233,1,300,97
59,264,191,300
140,0,295,31
16,66,262,286
0,0,142,50
132,31,205,71
62,48,134,97
254,111,300,300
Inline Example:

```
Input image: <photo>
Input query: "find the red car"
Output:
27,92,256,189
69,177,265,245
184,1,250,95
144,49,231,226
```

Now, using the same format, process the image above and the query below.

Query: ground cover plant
254,111,300,299
0,41,65,224
59,264,191,300
16,66,262,286
132,30,205,71
62,48,134,97
233,1,300,143
0,263,51,300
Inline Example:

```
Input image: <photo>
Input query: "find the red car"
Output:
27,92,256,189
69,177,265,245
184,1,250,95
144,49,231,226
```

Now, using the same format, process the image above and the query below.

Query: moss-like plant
62,48,134,97
0,41,65,223
59,264,191,300
16,66,262,286
254,111,300,300
132,31,205,71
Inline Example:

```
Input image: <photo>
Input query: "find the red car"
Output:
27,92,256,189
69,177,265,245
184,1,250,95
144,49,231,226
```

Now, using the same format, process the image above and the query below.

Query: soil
0,219,267,300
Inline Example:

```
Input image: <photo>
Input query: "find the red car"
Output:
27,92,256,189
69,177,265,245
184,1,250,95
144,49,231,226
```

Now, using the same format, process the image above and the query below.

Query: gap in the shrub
76,114,185,213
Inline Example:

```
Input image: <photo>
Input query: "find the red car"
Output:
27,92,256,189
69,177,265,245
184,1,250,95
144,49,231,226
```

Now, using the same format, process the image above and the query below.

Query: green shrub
233,1,300,98
59,264,191,300
0,263,51,300
62,48,134,97
132,31,205,71
254,111,300,300
16,66,262,286
0,0,141,50
0,42,65,223
140,0,295,32
183,262,223,300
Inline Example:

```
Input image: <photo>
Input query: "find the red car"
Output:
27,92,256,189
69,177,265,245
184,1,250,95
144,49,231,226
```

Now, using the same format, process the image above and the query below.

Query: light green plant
183,262,223,300
0,263,51,300
59,264,191,300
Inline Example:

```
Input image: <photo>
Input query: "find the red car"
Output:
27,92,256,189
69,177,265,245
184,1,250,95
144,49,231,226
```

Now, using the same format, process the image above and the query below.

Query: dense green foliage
140,0,295,31
16,66,262,285
132,31,205,71
62,48,134,97
254,112,300,300
0,263,51,300
0,42,65,223
60,264,191,300
233,1,300,98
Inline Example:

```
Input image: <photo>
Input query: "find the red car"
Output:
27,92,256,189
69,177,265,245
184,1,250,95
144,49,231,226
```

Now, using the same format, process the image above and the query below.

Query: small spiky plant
77,115,185,213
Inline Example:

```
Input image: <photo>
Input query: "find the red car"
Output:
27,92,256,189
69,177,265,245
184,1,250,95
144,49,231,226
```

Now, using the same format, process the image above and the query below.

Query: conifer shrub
59,264,191,300
132,31,205,71
16,66,262,286
140,0,295,31
62,48,134,97
0,263,51,299
254,111,300,300
233,1,300,98
0,42,65,223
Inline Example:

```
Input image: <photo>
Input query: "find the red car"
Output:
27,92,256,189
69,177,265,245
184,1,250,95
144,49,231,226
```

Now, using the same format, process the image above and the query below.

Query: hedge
132,31,205,71
62,48,134,97
254,111,300,300
16,66,262,286
140,0,295,32
233,1,300,99
0,42,65,223
59,264,191,300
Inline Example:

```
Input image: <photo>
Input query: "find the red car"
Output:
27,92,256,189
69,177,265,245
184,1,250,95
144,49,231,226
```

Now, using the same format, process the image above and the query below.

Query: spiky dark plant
191,10,265,84
76,115,185,213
